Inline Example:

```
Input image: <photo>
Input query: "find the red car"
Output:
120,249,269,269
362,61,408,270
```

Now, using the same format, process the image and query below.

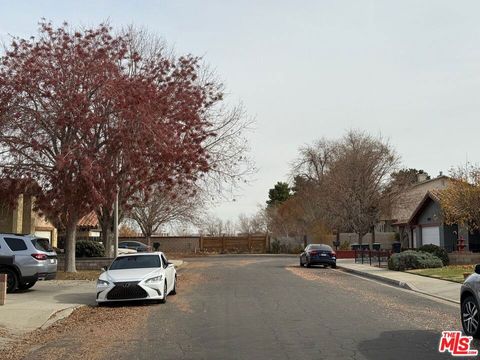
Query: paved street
107,256,463,360
14,256,470,360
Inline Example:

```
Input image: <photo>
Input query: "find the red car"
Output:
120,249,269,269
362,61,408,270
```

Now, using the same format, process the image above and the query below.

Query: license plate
320,253,327,256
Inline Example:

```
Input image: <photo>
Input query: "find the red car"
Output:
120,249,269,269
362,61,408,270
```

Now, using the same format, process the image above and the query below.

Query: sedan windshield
109,255,160,270
308,244,332,251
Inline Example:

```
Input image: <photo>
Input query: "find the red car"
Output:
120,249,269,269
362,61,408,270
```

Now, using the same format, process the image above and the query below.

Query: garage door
422,226,440,246
34,230,52,241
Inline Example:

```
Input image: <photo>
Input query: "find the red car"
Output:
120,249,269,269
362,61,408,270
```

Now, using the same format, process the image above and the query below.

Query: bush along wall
418,244,449,266
388,250,443,271
76,240,105,258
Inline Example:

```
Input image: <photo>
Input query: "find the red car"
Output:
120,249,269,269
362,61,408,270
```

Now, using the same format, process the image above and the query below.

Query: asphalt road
104,256,467,360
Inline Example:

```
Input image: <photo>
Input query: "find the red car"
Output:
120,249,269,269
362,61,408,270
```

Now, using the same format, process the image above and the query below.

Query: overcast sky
2,1,480,222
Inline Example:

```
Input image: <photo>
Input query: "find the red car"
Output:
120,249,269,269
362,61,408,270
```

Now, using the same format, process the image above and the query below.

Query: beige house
0,194,58,247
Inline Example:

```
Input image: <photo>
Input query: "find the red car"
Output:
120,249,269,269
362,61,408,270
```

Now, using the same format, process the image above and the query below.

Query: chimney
417,172,428,182
439,171,443,177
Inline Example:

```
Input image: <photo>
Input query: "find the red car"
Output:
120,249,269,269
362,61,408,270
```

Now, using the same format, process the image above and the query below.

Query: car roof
0,233,40,239
116,252,164,257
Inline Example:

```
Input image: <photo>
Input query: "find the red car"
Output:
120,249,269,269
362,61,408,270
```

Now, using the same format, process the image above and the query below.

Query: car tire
170,276,177,295
0,268,18,293
160,281,167,304
306,262,311,268
331,264,337,269
18,280,37,290
462,295,480,338
300,258,304,267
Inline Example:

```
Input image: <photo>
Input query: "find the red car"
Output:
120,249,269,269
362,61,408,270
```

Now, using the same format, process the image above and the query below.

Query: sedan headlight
96,279,110,287
145,275,163,284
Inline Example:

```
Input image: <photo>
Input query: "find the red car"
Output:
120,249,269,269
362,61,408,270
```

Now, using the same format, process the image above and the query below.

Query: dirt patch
3,303,152,360
55,270,101,281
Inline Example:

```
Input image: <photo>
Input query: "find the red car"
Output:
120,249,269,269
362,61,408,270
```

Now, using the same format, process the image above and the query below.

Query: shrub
270,239,281,254
76,240,105,258
388,250,443,271
153,242,161,251
418,244,449,266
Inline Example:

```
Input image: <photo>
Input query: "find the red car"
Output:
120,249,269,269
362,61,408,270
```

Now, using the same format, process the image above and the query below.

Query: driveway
0,280,95,348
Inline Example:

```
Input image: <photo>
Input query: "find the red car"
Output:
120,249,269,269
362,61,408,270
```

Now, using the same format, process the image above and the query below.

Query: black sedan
118,241,151,252
300,244,336,268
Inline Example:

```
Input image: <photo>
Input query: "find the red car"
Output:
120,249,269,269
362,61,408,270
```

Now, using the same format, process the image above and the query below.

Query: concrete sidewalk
0,280,96,348
337,259,461,304
0,259,185,348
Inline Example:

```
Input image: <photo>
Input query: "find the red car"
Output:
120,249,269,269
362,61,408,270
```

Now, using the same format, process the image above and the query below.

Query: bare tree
200,216,237,236
238,212,267,234
324,130,399,243
128,185,204,246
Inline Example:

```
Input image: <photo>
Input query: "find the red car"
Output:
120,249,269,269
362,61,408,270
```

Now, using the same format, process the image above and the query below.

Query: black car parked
300,244,336,268
118,241,151,252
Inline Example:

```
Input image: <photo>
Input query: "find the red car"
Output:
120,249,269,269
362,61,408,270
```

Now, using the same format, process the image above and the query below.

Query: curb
337,265,460,305
337,265,413,290
40,305,84,330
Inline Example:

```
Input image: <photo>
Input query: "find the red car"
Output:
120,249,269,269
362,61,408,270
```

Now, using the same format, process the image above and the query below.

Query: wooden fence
119,235,269,253
200,235,268,253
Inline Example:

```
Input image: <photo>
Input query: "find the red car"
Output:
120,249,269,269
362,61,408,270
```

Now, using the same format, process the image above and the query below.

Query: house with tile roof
0,192,101,249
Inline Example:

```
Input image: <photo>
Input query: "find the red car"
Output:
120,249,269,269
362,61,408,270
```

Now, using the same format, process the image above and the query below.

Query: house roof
407,190,444,225
77,211,99,229
384,175,450,224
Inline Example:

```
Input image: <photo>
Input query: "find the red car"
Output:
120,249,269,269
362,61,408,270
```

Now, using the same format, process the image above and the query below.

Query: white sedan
96,252,176,304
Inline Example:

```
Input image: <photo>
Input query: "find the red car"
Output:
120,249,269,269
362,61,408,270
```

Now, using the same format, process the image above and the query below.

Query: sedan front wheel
462,296,480,338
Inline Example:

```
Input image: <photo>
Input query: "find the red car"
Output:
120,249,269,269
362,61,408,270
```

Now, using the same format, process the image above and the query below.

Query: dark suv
0,233,57,292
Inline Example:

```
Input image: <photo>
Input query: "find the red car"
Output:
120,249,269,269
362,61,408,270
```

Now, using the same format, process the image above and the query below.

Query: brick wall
119,236,200,253
57,255,114,271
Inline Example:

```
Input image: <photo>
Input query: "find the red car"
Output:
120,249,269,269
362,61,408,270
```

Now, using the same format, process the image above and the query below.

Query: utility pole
113,188,119,257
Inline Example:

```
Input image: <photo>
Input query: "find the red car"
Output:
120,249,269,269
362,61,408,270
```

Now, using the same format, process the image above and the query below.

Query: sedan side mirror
101,265,108,272
475,264,480,275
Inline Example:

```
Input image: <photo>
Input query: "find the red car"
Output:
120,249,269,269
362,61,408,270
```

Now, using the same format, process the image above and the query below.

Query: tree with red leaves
0,21,219,271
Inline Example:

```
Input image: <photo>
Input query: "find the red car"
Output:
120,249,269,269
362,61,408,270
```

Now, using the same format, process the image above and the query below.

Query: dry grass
407,265,475,283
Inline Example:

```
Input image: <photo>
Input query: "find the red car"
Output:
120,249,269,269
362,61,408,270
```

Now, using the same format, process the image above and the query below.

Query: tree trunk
102,219,113,258
99,208,114,258
358,232,364,245
64,218,78,273
146,235,151,249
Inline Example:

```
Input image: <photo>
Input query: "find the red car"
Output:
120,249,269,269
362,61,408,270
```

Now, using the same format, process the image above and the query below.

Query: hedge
388,250,443,271
76,240,105,258
418,244,449,266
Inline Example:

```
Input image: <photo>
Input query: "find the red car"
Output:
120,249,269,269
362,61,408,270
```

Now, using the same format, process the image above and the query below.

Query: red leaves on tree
0,21,220,269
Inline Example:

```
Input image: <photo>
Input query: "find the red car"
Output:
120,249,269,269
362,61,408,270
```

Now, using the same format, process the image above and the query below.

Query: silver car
0,233,57,292
460,264,480,337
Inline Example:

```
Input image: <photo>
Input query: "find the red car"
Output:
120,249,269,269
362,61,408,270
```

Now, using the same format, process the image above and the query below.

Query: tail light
309,251,318,255
31,253,47,261
331,251,336,257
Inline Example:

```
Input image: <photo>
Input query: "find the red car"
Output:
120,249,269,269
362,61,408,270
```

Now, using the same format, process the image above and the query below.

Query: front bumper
96,280,166,302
